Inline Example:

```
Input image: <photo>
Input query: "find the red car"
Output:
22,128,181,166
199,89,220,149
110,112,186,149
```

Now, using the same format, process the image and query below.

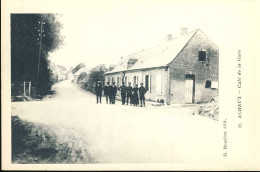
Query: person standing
126,82,133,105
132,84,139,106
118,82,127,105
95,81,103,104
139,83,147,107
111,82,117,104
104,82,110,104
108,84,113,104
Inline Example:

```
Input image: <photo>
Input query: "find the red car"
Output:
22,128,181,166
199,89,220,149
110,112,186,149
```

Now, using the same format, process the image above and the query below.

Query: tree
77,72,87,84
84,64,108,93
11,14,63,96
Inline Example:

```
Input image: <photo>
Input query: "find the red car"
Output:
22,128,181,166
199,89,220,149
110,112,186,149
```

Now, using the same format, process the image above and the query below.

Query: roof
74,67,88,76
105,29,199,74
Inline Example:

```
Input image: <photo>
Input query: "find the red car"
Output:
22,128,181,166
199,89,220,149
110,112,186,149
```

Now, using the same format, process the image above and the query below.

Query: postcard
2,0,260,170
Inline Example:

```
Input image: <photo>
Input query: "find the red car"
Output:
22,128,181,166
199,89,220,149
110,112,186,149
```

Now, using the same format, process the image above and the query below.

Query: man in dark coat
108,84,113,104
118,82,127,105
95,81,103,104
126,82,133,105
132,84,139,106
139,83,147,107
111,82,117,104
104,82,110,104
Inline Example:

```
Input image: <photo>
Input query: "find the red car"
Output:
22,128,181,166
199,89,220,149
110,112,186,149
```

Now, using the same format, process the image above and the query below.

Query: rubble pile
193,97,219,121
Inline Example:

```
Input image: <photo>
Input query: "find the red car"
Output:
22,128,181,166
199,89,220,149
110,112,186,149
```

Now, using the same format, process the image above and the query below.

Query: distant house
56,70,66,81
49,62,67,82
105,29,219,104
65,71,73,80
52,66,66,82
73,67,87,83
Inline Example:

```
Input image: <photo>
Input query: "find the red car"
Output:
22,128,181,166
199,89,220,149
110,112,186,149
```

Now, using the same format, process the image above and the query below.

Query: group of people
95,81,147,107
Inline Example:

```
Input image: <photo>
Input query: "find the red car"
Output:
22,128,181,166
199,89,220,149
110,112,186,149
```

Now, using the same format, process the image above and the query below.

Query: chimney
180,27,188,35
166,34,172,41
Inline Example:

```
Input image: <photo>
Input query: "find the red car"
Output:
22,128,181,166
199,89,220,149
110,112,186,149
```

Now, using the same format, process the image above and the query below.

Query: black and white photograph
2,0,260,171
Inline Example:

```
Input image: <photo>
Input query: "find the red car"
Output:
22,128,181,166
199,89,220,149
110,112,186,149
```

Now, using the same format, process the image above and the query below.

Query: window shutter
211,81,218,89
150,75,152,93
145,75,149,91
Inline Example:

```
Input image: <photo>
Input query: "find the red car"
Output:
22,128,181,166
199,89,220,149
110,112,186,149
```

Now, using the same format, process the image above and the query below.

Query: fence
11,81,37,101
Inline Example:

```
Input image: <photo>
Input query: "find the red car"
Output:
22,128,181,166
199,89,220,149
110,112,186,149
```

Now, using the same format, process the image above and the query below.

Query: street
11,80,220,163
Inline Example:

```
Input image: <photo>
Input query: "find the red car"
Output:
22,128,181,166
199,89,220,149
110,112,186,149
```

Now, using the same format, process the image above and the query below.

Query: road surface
11,80,221,163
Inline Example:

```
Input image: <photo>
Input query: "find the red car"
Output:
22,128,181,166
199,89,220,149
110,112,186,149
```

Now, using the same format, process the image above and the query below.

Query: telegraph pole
37,20,44,79
36,20,46,94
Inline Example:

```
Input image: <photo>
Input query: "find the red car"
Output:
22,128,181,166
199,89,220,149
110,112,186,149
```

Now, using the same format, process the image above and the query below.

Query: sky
48,0,254,70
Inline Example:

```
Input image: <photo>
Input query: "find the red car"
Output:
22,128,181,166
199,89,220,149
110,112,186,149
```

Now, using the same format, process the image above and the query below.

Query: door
185,74,195,103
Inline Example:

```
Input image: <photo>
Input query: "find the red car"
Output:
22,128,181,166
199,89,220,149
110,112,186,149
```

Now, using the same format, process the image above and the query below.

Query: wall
168,30,219,104
105,67,168,102
74,75,79,83
66,72,73,80
57,74,66,81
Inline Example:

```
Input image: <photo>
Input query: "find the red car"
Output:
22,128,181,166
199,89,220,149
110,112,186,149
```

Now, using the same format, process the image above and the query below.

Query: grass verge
12,116,95,164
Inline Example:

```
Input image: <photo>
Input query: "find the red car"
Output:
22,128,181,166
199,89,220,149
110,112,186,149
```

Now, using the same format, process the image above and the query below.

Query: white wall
105,67,168,102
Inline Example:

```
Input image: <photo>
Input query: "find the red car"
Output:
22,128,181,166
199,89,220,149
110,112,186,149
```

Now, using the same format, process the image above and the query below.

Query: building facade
73,67,87,83
105,29,219,104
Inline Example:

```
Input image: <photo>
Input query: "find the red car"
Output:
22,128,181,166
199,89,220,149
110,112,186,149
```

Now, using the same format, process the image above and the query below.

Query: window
108,77,110,84
145,75,149,91
211,81,218,89
199,51,206,61
127,59,138,69
205,80,211,88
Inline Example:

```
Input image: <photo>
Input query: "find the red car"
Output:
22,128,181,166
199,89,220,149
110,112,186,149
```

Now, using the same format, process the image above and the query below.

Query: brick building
105,29,219,104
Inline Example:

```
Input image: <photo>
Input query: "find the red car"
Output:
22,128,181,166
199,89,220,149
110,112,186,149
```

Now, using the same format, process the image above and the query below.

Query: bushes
76,64,108,94
77,72,87,84
84,70,105,94
12,116,58,163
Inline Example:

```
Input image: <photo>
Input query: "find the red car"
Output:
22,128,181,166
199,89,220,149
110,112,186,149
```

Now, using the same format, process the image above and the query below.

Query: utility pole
37,20,44,79
36,20,46,94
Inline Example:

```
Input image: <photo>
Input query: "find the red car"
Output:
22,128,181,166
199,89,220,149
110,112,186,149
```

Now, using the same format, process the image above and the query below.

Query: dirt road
11,80,221,163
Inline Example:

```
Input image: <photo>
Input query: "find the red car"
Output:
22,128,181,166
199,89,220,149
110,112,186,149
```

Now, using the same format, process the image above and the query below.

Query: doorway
185,74,195,103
